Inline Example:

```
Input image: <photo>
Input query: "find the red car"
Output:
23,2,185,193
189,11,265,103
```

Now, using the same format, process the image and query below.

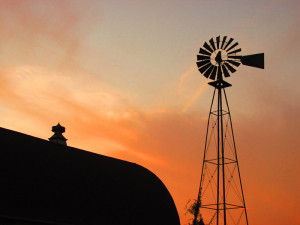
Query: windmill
192,36,264,225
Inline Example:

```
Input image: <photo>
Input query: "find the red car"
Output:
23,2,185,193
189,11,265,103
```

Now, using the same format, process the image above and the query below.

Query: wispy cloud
176,65,209,113
177,66,197,92
182,81,208,113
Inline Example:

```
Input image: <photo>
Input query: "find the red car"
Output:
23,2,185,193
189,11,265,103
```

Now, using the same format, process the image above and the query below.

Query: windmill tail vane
196,35,264,81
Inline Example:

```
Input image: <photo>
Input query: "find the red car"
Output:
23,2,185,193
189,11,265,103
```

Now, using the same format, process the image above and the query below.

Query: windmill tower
192,36,264,225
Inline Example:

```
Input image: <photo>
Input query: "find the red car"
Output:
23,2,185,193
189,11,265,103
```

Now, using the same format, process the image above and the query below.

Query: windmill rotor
197,36,265,81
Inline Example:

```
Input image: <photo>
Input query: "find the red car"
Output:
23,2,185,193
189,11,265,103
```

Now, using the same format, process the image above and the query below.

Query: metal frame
193,80,248,225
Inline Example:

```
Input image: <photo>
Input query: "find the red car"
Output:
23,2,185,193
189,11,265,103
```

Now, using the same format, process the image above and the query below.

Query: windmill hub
215,51,223,64
210,49,228,67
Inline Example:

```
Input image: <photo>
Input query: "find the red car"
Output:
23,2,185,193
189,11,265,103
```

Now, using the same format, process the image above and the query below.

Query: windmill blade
221,65,230,77
241,53,264,69
228,48,242,55
221,36,227,49
223,38,234,50
196,60,210,68
203,42,214,53
216,36,220,49
227,42,239,52
217,66,223,80
228,55,242,59
209,66,217,80
197,55,210,61
224,62,236,73
203,65,214,78
199,63,212,74
209,38,216,51
227,60,240,67
199,48,211,56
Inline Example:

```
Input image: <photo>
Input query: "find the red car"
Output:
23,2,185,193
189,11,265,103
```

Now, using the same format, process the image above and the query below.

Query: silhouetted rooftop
0,127,180,225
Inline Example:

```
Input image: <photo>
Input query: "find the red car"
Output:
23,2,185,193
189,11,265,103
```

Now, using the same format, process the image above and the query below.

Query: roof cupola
49,123,67,145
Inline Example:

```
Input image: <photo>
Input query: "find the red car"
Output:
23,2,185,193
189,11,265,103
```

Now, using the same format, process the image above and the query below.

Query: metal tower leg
223,89,249,225
193,89,216,225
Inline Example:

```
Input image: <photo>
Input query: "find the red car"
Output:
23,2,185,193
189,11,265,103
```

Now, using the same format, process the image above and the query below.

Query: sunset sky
0,0,299,224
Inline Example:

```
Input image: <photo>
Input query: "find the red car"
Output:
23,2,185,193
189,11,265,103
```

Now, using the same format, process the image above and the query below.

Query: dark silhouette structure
193,36,264,225
49,123,67,145
0,127,180,225
197,35,264,80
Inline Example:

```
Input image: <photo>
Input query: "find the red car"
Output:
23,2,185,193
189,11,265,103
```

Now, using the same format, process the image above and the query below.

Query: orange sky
0,1,299,224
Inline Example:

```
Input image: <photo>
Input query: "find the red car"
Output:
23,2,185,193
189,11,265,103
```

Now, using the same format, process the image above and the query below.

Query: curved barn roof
0,127,180,225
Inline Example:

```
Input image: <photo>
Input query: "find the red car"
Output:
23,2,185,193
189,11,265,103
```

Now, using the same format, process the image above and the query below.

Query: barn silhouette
0,126,180,225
